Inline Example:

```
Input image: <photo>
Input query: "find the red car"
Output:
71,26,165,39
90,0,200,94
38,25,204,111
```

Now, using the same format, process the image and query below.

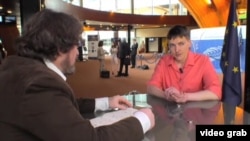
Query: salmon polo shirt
147,51,222,99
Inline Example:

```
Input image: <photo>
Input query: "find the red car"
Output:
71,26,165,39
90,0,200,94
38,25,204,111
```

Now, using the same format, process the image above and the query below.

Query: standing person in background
116,39,121,62
0,40,7,64
77,38,84,61
138,40,146,54
116,38,130,77
130,38,138,68
0,9,155,141
147,25,221,103
137,40,145,68
97,40,106,72
110,41,119,75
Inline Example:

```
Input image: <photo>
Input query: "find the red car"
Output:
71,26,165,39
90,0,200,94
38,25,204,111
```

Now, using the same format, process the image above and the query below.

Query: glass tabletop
86,93,250,141
141,94,250,141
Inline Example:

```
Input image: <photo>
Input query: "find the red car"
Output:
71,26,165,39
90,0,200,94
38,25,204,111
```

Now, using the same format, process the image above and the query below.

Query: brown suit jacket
0,56,144,141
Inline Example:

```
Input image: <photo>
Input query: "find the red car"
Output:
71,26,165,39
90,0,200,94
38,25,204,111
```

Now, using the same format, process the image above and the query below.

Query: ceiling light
206,0,212,5
7,10,12,14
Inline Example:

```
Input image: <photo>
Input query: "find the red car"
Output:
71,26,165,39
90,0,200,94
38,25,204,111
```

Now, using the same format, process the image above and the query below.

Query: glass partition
115,0,132,14
64,0,187,15
133,0,187,15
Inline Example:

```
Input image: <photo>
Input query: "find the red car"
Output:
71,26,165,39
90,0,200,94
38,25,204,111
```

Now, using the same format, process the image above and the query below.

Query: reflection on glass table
84,93,250,141
146,95,221,141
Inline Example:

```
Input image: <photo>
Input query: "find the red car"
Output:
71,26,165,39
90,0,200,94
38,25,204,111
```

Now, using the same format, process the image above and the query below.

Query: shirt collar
44,59,67,81
185,51,195,67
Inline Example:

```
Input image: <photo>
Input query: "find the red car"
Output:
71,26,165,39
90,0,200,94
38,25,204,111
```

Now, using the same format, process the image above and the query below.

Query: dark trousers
131,54,136,67
118,58,128,75
78,46,83,61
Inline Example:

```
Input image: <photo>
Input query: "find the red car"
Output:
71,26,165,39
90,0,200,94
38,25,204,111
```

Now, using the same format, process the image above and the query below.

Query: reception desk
85,94,250,141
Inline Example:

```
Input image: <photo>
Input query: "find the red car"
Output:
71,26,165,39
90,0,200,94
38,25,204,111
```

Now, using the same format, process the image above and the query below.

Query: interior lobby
1,0,250,140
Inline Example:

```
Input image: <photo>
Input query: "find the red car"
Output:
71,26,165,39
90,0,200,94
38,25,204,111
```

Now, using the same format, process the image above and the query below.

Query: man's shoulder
161,54,172,59
157,54,173,65
191,52,211,64
192,52,209,59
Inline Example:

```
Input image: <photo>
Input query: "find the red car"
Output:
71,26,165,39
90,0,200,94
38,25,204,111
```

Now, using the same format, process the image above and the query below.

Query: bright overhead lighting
206,0,212,5
7,10,12,14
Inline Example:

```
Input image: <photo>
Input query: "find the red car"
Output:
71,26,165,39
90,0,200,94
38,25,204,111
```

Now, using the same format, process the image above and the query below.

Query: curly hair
14,9,83,61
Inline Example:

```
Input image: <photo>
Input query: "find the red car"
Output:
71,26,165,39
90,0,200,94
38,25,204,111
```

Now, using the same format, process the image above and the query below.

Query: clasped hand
164,87,187,103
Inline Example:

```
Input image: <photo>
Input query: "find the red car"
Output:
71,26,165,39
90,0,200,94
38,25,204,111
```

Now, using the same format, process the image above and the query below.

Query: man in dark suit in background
130,38,138,68
116,38,131,77
0,9,155,141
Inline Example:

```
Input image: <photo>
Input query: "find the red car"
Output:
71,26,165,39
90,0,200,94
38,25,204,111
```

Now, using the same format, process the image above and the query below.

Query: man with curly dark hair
0,9,154,141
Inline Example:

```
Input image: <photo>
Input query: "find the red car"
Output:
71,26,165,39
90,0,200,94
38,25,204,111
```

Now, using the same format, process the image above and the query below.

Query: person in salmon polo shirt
147,25,221,103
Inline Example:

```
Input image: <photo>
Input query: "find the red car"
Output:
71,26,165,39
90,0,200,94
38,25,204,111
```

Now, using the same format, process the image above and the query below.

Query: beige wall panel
136,28,170,38
136,26,198,38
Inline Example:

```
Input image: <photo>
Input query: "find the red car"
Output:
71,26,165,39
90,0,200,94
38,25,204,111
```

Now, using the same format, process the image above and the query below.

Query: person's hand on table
164,87,187,103
108,95,133,110
110,95,155,132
